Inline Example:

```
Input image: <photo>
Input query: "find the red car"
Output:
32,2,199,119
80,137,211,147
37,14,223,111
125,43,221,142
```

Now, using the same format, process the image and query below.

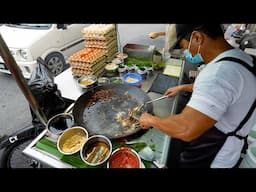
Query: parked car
0,24,89,78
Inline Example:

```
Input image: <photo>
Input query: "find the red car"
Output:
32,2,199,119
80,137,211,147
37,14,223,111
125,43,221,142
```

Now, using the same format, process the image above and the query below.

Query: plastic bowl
122,72,142,87
107,147,141,168
80,135,112,167
57,126,88,155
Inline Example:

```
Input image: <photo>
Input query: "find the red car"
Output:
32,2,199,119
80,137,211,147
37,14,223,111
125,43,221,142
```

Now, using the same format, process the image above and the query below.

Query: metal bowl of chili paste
107,147,141,168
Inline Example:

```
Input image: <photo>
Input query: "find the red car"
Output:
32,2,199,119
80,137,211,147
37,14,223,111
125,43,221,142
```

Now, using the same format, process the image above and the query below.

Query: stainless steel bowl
77,75,97,89
110,77,123,84
80,135,112,167
57,126,88,155
46,113,74,140
107,147,142,168
98,77,110,85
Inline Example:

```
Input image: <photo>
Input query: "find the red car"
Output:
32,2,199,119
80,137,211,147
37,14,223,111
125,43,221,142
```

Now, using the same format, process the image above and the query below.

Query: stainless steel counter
23,61,184,168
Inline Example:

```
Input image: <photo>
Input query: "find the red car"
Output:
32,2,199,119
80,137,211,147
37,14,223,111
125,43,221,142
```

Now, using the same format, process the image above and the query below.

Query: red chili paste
109,148,140,168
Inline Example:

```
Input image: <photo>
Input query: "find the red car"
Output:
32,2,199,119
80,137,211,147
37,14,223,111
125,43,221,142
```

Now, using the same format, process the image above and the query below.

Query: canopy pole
0,34,47,126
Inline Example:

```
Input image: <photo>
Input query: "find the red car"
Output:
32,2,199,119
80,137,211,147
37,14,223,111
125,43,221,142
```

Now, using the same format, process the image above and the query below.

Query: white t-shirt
187,48,256,168
165,24,176,52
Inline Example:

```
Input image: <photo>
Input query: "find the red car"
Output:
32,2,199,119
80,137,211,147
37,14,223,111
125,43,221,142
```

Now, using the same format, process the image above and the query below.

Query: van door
58,24,87,58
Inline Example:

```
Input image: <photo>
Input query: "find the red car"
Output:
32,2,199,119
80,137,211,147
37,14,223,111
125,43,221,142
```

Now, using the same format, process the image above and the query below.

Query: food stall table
23,61,184,168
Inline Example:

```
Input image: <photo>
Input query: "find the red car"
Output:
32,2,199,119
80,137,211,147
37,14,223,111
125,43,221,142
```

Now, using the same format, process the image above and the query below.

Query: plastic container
104,63,118,77
122,72,142,87
239,142,256,168
136,67,148,80
118,64,127,76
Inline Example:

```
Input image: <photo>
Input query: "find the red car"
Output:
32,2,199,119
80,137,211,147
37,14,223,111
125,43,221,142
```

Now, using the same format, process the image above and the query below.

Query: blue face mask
183,33,204,64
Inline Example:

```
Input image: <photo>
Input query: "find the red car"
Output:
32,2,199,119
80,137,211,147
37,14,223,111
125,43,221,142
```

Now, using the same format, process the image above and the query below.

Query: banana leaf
35,137,63,159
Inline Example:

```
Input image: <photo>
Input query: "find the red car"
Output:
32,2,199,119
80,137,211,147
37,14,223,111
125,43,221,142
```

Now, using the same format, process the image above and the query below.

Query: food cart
0,24,186,168
22,65,184,168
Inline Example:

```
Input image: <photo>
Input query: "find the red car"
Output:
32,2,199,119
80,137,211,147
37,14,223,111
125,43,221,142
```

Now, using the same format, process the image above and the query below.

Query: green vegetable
149,143,156,151
138,66,146,71
125,57,153,68
152,61,165,69
112,141,147,152
125,57,165,69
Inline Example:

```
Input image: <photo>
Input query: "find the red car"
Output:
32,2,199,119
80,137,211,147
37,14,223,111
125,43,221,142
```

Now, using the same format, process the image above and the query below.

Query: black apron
179,56,256,168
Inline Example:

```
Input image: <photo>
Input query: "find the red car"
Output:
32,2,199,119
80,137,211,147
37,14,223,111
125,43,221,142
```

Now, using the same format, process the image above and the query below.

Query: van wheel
45,52,66,76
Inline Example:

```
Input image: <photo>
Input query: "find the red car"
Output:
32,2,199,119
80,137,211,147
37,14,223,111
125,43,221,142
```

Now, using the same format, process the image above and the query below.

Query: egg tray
85,38,117,49
85,36,116,46
71,59,107,72
72,66,105,77
104,48,118,62
82,24,115,34
68,48,106,64
69,56,106,69
82,29,116,41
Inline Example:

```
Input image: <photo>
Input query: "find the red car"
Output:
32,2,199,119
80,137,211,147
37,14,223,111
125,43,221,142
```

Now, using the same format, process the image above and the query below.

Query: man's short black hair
169,24,225,51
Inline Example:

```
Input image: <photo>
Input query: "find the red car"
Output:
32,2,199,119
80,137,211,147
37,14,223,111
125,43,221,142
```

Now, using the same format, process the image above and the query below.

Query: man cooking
139,24,256,168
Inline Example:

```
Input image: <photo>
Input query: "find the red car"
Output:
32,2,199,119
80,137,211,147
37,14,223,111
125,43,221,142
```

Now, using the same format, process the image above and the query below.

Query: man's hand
164,84,194,97
164,86,183,97
149,32,159,39
139,113,154,129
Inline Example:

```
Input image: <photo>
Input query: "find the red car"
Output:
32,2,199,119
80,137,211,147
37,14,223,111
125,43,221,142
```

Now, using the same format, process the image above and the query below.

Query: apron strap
178,56,256,167
216,56,256,139
216,56,256,76
226,98,256,139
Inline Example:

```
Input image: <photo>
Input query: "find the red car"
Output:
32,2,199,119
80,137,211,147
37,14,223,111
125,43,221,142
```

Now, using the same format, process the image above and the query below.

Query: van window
5,24,52,30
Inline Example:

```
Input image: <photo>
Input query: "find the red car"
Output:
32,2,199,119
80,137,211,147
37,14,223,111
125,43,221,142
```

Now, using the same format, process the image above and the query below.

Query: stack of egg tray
82,24,116,41
85,37,117,49
68,48,107,77
103,44,118,62
82,24,118,63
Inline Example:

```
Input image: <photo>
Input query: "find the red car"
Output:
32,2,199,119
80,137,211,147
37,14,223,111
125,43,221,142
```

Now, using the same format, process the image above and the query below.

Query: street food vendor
139,24,256,168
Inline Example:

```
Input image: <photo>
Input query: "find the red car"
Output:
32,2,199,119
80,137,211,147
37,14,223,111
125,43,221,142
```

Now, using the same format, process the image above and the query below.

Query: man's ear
192,31,204,45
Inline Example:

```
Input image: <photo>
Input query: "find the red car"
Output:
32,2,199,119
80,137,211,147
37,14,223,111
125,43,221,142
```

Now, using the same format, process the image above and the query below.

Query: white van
0,24,89,78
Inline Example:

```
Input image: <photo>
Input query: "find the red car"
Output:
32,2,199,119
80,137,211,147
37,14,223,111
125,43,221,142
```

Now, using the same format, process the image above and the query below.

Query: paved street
0,24,166,137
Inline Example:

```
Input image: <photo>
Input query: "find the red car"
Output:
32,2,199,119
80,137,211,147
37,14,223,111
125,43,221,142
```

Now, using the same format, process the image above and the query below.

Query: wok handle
64,103,75,114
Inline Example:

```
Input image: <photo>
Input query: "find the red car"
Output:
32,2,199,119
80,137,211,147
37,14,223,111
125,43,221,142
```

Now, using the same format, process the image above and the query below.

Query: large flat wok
72,84,153,139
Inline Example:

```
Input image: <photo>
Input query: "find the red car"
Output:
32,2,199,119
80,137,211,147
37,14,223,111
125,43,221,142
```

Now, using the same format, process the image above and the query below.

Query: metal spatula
129,95,168,119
